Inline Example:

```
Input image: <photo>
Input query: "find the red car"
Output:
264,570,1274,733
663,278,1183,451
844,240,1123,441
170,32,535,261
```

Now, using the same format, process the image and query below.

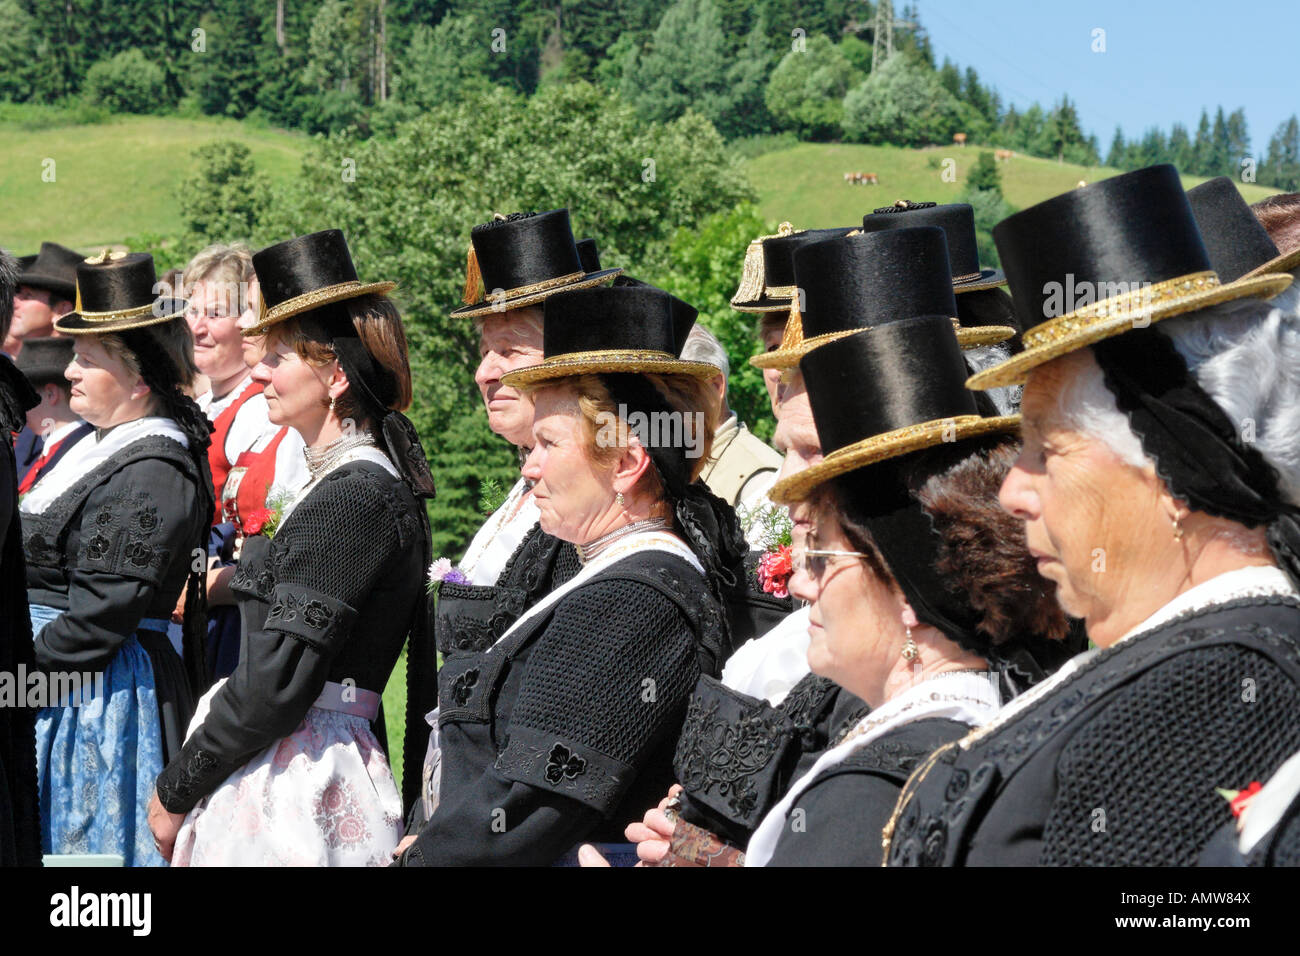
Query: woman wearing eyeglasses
597,233,1068,868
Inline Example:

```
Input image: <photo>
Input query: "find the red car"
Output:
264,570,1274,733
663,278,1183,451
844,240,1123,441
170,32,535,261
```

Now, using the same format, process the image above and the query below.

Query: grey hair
182,242,255,311
964,343,1021,416
472,304,544,340
0,248,16,341
681,323,730,383
1057,296,1300,508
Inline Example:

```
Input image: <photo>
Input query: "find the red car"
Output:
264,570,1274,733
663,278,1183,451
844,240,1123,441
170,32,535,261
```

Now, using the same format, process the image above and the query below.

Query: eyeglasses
792,548,872,578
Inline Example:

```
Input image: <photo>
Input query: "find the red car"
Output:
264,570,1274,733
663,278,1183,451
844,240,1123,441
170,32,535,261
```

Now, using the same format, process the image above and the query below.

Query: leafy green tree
256,82,754,555
1265,115,1300,191
839,35,872,75
653,205,773,440
1168,122,1194,172
178,141,272,247
1106,127,1127,169
619,0,767,139
392,14,493,109
842,53,964,147
967,151,1001,195
765,34,861,140
0,0,39,101
82,48,169,113
188,7,271,118
1192,109,1212,175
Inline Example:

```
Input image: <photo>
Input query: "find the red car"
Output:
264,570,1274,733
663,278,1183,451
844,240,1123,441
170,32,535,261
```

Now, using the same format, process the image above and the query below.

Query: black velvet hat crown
771,315,1019,503
967,164,1291,390
576,237,601,273
756,227,962,371
500,284,717,386
54,250,189,334
731,223,856,312
1186,176,1300,281
18,242,82,301
452,209,621,318
244,229,395,335
861,201,1004,291
15,336,75,387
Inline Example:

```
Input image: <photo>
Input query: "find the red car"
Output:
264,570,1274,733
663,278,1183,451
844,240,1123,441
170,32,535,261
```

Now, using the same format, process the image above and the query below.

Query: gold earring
901,627,919,662
329,396,336,412
1172,512,1184,541
616,491,625,508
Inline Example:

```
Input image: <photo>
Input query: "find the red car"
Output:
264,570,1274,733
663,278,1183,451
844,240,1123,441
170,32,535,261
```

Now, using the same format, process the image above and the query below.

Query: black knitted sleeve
155,467,406,813
496,577,703,815
401,577,703,866
1041,645,1300,866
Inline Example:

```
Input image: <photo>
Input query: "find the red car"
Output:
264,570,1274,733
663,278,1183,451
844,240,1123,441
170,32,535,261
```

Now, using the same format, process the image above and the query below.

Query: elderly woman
147,230,435,866
184,243,290,678
597,313,1066,867
885,164,1300,867
22,251,212,866
397,283,745,866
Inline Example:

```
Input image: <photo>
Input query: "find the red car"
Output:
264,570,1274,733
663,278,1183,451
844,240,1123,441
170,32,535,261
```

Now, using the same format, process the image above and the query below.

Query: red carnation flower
757,545,794,599
243,508,274,536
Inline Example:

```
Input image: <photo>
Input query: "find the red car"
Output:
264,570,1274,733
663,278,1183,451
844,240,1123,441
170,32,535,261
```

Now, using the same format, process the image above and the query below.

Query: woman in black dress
148,230,435,866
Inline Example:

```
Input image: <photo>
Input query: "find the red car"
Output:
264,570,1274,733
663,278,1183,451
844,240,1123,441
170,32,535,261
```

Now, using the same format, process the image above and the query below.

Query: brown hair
1252,192,1300,256
100,317,201,413
825,435,1067,652
264,294,413,428
532,371,716,505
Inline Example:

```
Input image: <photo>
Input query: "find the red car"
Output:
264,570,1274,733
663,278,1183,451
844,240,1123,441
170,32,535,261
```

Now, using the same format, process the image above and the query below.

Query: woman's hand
577,844,612,867
170,580,188,624
391,834,417,861
624,787,682,865
147,790,186,863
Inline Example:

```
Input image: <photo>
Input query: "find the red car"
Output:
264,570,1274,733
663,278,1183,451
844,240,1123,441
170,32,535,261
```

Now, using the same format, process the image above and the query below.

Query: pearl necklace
304,431,377,479
577,517,671,563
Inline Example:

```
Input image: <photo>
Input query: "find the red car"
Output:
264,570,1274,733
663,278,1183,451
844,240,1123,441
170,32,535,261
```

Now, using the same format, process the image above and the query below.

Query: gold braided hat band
764,284,799,298
463,270,586,307
244,278,398,336
499,349,721,387
1020,270,1219,350
730,221,798,307
967,267,1293,390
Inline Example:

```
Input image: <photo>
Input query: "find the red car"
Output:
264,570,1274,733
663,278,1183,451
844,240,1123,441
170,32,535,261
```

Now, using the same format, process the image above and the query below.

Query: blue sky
912,0,1299,155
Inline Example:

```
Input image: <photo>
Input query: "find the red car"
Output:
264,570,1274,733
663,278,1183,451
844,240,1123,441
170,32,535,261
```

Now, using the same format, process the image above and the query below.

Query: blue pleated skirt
31,604,169,867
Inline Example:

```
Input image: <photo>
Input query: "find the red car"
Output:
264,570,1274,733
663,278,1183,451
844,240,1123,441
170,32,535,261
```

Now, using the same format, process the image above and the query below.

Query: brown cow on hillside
953,132,967,147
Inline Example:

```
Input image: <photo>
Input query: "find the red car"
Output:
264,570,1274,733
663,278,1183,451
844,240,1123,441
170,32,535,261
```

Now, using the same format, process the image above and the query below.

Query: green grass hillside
0,115,305,253
747,142,1278,227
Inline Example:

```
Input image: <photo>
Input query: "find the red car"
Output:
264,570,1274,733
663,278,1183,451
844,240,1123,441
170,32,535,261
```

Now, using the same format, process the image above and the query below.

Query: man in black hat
13,338,91,495
0,247,41,866
5,242,79,360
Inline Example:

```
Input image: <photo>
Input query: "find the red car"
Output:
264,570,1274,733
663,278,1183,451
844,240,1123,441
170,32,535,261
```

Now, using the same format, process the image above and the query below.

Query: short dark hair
0,249,17,342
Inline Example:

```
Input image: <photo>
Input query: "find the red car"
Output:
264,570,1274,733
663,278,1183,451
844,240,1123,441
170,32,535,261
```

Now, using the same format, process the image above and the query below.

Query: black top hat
731,224,856,312
968,164,1292,390
861,201,1005,291
576,238,601,274
1186,177,1300,281
15,337,74,387
54,250,189,334
452,210,621,318
500,284,717,386
771,315,1019,503
755,227,959,370
18,242,82,301
16,253,38,271
245,229,395,335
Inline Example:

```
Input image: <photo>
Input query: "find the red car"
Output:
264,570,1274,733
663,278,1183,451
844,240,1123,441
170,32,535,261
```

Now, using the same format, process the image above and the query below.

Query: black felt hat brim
17,273,76,300
952,268,1006,292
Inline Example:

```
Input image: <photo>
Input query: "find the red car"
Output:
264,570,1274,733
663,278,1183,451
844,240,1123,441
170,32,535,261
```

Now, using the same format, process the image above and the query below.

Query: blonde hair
183,242,255,312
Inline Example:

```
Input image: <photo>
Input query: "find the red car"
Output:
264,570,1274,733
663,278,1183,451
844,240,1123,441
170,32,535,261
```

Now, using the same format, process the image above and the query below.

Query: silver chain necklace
577,517,671,563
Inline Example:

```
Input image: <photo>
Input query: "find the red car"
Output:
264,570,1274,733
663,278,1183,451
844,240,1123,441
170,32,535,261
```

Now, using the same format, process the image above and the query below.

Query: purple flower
428,557,470,592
